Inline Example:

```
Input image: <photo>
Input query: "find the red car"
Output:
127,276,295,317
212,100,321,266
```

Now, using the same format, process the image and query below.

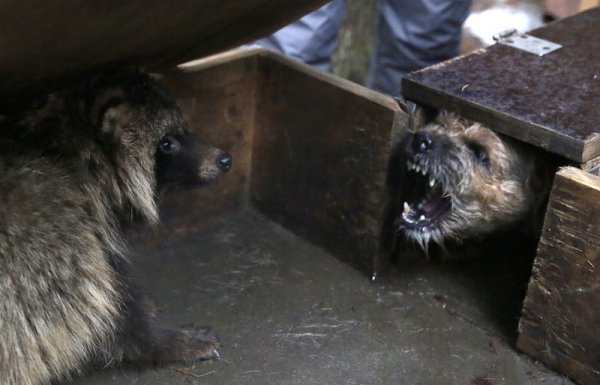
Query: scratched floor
66,210,573,385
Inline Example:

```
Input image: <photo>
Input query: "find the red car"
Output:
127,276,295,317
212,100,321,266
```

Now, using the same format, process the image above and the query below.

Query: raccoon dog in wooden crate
0,69,231,385
389,108,558,258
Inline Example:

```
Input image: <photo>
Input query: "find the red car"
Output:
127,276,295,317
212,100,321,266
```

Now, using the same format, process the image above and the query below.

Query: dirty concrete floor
67,211,573,385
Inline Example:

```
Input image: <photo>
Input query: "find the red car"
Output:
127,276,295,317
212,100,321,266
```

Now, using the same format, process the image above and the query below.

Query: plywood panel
402,7,600,163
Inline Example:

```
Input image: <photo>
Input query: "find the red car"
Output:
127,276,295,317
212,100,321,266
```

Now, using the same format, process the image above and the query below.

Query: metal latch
493,29,562,56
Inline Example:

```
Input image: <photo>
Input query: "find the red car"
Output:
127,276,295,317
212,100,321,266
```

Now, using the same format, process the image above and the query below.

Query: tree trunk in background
330,0,377,85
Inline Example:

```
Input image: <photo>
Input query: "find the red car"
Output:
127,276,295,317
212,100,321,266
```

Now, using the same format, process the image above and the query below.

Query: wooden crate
401,8,600,384
158,47,403,273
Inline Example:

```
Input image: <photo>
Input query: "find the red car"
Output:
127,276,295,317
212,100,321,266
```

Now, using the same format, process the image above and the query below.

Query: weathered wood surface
517,167,600,385
250,50,402,272
0,0,326,100
402,7,600,163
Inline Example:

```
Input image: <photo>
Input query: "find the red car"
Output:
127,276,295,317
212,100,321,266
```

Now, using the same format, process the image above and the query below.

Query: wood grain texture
402,7,600,163
0,0,327,100
250,51,402,273
517,166,600,385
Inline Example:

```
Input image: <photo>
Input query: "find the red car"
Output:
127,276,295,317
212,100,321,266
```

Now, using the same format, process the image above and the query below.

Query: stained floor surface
66,211,573,385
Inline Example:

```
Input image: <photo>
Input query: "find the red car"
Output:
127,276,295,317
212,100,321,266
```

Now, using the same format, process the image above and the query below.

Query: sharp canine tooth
422,169,427,176
429,178,435,187
419,215,426,221
403,202,410,213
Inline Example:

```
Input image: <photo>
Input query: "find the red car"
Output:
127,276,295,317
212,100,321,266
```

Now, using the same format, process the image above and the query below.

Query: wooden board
249,51,402,273
517,167,600,385
0,0,326,100
402,7,600,163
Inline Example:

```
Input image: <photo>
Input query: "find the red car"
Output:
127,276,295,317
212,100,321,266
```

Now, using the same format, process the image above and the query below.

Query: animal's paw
177,325,220,362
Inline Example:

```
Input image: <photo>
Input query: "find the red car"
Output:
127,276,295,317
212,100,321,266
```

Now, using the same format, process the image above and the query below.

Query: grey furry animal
0,69,231,385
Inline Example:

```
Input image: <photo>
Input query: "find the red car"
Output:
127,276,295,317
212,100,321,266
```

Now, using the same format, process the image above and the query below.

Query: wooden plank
250,50,402,273
517,167,600,385
0,0,327,100
402,7,600,163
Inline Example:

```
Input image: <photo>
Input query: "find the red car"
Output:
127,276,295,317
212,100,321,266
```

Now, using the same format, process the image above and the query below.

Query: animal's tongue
421,186,444,214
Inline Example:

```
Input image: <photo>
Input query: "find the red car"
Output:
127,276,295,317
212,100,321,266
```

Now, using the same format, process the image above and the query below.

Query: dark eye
158,136,181,154
467,142,489,165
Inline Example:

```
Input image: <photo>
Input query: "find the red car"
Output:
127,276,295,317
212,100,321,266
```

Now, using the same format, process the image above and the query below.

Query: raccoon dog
0,69,231,385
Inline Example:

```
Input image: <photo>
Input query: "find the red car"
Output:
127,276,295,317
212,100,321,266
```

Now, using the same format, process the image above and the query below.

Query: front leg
114,286,220,366
107,255,220,367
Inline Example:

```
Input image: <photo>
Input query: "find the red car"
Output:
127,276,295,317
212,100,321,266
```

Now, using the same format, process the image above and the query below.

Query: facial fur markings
391,110,555,252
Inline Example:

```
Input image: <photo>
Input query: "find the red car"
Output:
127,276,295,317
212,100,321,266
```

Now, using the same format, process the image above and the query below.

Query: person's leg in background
367,0,472,96
253,0,347,70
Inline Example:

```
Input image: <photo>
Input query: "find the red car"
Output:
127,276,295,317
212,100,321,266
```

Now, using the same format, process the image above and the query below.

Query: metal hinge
493,29,562,56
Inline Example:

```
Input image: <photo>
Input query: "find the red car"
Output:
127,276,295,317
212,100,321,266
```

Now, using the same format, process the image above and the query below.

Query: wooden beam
518,167,600,385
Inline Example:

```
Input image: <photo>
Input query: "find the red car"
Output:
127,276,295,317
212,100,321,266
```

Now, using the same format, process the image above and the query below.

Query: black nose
217,152,232,172
412,131,433,153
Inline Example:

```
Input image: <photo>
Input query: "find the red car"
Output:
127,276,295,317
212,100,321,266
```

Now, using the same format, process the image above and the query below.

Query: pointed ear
99,103,137,142
87,87,127,140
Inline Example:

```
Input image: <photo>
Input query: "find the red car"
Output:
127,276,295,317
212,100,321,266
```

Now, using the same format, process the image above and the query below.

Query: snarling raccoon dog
0,69,231,385
392,111,554,252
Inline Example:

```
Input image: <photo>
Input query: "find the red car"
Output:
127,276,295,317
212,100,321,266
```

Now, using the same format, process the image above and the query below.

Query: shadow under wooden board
402,7,600,164
0,0,327,100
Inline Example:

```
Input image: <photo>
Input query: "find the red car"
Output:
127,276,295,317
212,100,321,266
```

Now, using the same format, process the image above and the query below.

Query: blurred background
252,0,598,96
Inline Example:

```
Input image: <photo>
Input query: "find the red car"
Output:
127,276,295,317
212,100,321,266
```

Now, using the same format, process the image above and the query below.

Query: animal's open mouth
397,160,451,231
